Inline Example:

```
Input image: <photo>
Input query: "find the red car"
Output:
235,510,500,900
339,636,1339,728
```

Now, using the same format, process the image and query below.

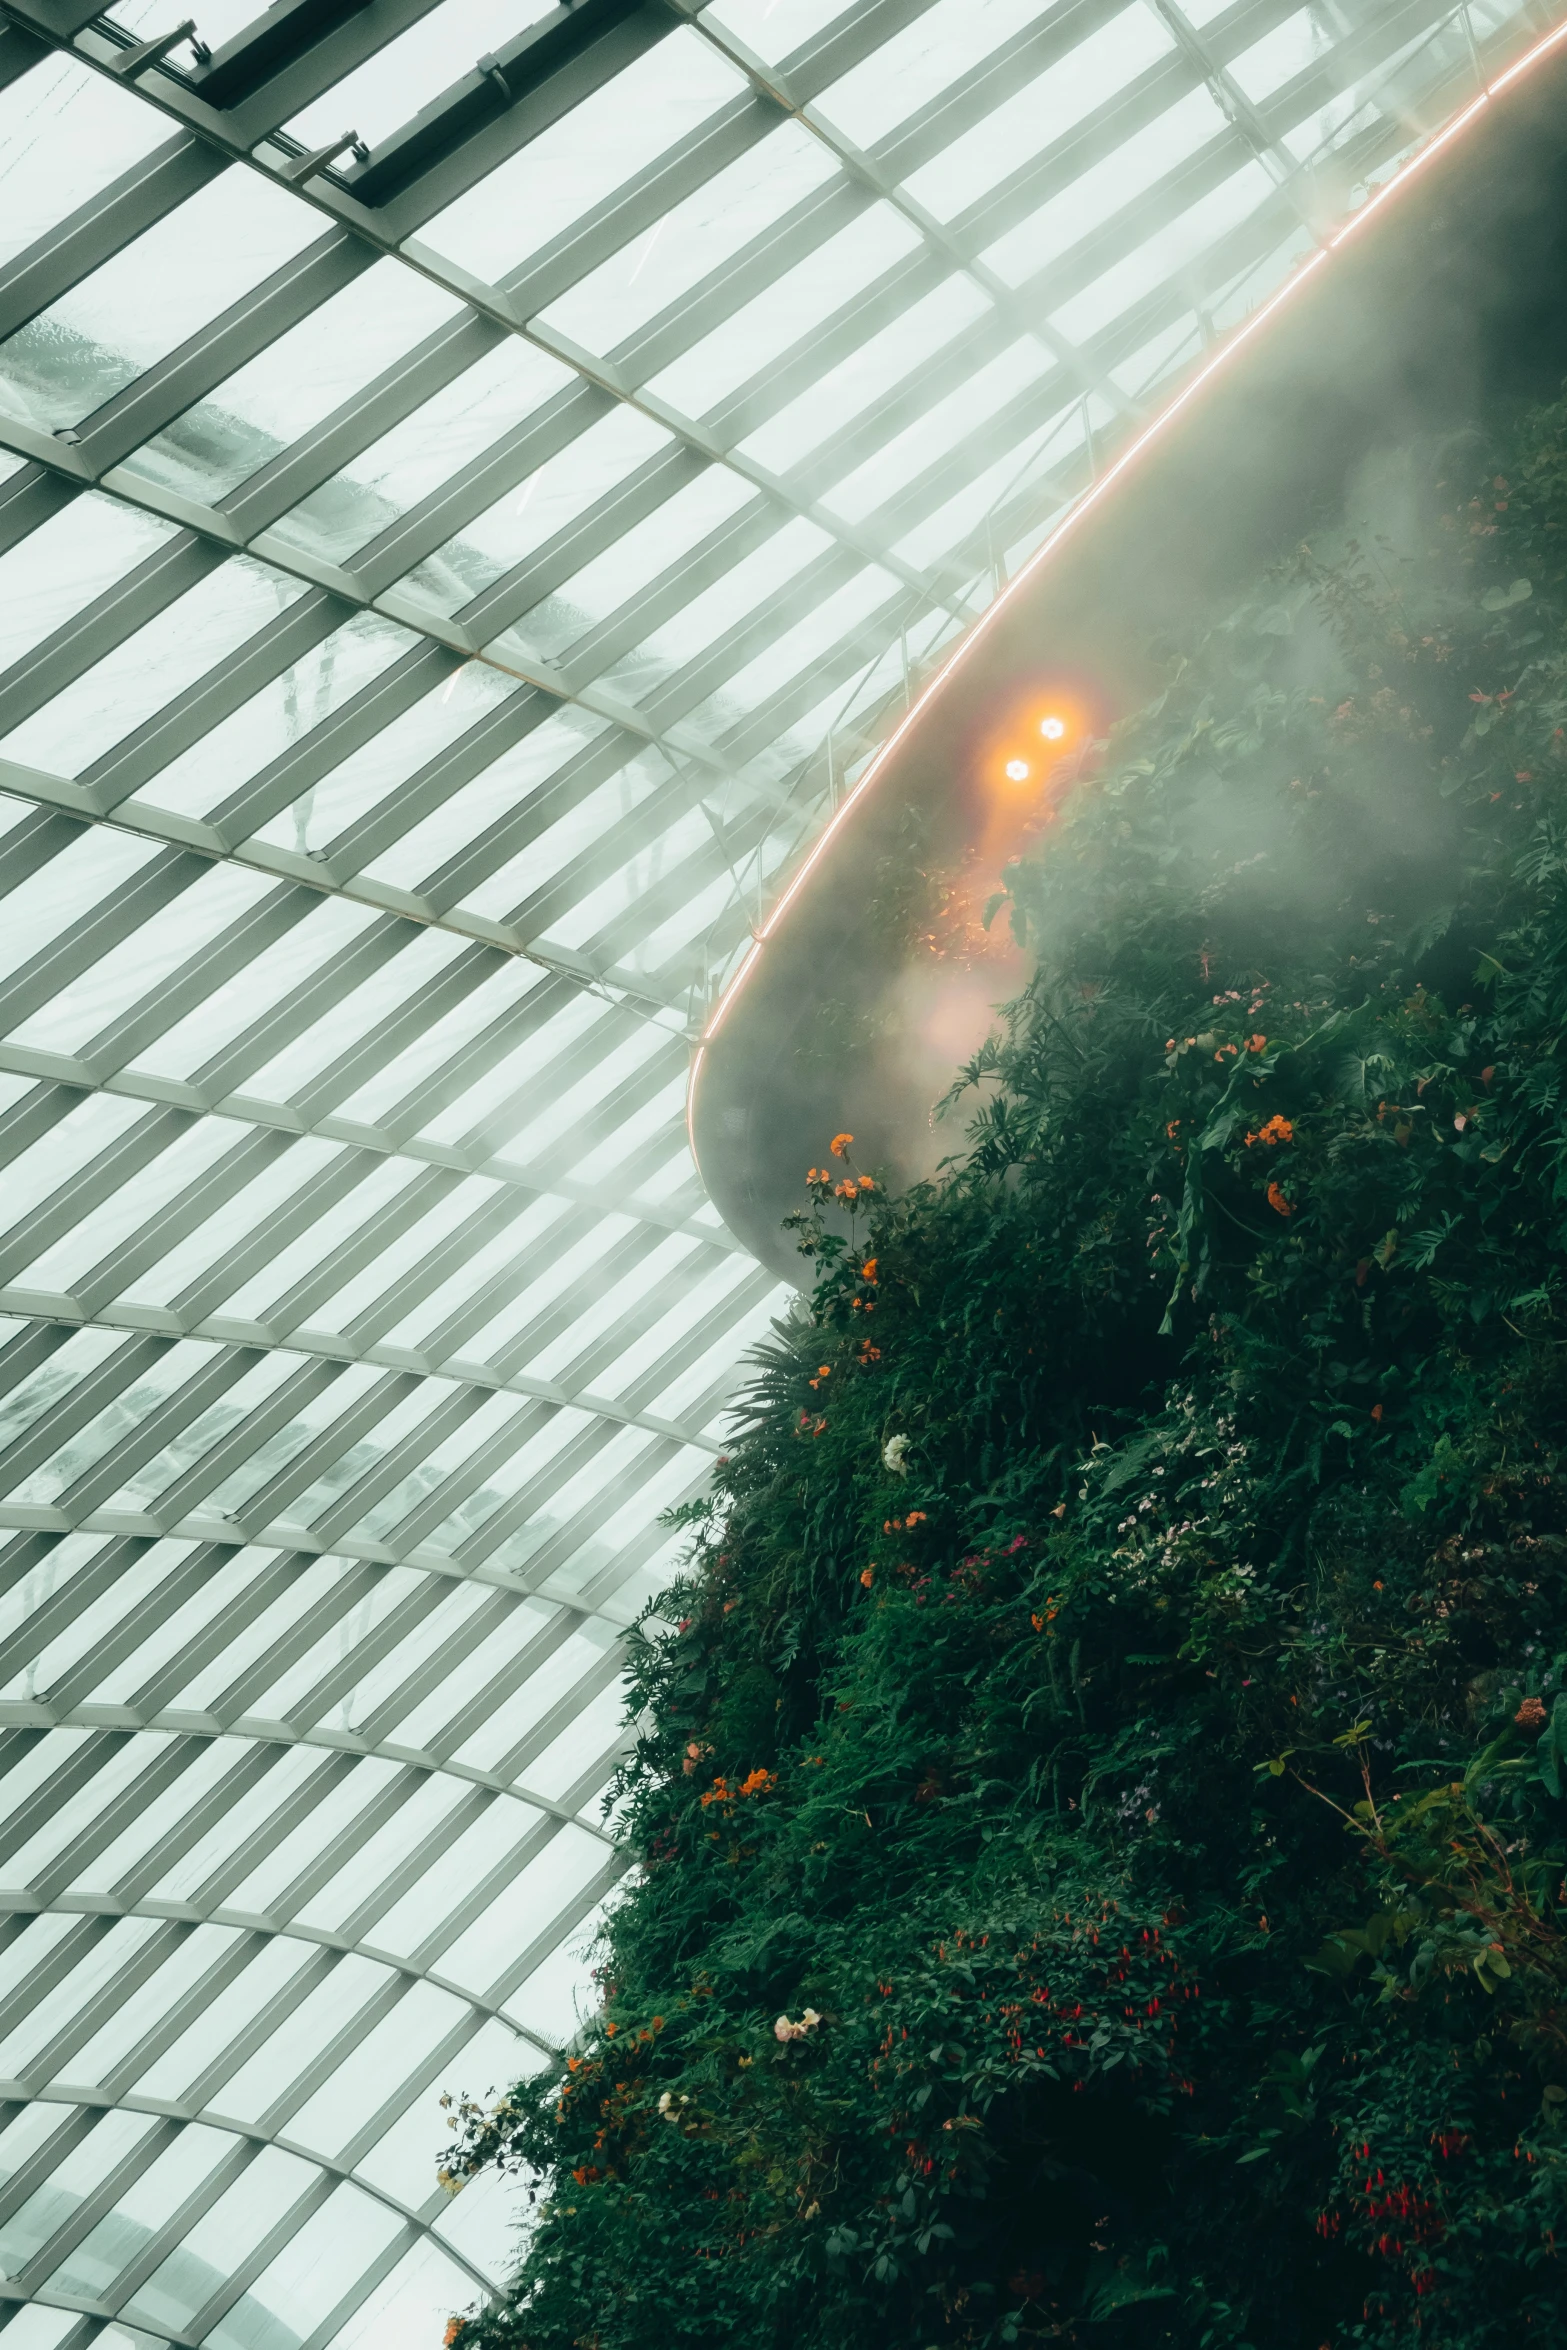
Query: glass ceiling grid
0,0,1553,2343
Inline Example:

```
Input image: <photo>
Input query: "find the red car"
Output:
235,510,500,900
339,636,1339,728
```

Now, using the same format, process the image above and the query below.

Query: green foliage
443,413,1567,2348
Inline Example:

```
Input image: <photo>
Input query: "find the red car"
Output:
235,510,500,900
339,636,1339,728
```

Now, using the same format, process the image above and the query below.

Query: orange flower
861,1258,878,1283
860,1567,875,1587
857,1342,881,1365
834,1180,859,1203
817,1364,832,1377
1517,1696,1548,1729
857,1175,876,1193
1246,1114,1294,1148
1247,1034,1268,1053
444,2325,465,2347
738,1767,776,1797
830,1132,853,1157
1266,1181,1294,1216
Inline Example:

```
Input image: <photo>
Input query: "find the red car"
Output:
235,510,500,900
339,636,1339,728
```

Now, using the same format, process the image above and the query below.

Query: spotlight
1004,758,1030,782
1040,714,1066,741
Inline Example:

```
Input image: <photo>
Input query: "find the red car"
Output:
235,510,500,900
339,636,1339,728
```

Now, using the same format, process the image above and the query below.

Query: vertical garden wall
446,396,1567,2347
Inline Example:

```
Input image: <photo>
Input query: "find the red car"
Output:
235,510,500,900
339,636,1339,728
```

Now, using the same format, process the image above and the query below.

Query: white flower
882,1434,909,1475
774,2009,823,2043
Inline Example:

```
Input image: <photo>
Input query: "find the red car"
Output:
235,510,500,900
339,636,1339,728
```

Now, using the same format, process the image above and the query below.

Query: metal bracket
109,18,205,76
476,51,513,102
281,129,369,182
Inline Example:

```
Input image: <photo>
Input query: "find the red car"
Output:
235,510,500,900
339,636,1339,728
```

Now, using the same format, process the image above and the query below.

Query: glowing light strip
688,10,1567,1135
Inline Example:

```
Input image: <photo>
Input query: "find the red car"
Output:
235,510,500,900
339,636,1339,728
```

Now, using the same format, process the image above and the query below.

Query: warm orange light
1004,758,1031,782
1040,714,1066,741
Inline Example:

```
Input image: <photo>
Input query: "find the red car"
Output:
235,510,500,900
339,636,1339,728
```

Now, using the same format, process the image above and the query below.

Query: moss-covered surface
446,404,1567,2347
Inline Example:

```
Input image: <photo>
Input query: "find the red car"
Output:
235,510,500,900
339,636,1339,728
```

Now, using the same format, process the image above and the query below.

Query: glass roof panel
0,166,324,433
538,121,839,360
398,405,675,619
811,0,1064,148
0,555,307,780
1047,159,1277,346
489,466,758,670
704,0,863,63
116,260,465,507
644,199,924,422
0,494,176,675
415,30,748,286
822,335,1052,521
0,54,171,274
901,4,1176,220
736,272,990,475
284,0,562,153
263,336,574,570
133,609,420,825
980,83,1232,289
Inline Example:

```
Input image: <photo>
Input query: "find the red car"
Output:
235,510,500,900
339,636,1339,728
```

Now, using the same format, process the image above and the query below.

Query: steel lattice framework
0,1,1551,2346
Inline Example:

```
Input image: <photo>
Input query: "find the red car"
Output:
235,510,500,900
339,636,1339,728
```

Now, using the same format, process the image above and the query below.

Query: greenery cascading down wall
443,396,1567,2346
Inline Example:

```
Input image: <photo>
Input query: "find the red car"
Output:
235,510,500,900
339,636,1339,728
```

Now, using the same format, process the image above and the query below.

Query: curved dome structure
0,3,1555,2347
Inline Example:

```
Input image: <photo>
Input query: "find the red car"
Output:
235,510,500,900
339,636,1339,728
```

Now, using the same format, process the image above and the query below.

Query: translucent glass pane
1048,161,1276,347
12,1126,243,1292
483,466,756,671
209,2182,404,2350
901,3,1175,221
737,272,989,476
812,0,1056,149
285,0,560,152
646,200,922,423
593,515,831,705
119,2143,317,2332
0,167,323,433
416,30,746,285
538,121,837,359
322,2233,476,2350
453,745,667,921
0,555,307,781
0,494,175,678
0,2108,162,2277
356,702,608,890
129,897,380,1083
246,656,523,856
117,260,464,508
0,55,170,274
8,1345,226,1502
822,336,1051,522
675,562,901,744
8,860,273,1058
435,1823,608,1991
398,404,674,619
0,822,160,995
264,337,573,570
134,611,419,827
107,0,257,48
704,0,860,63
890,399,1084,571
1230,8,1325,104
980,85,1230,290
